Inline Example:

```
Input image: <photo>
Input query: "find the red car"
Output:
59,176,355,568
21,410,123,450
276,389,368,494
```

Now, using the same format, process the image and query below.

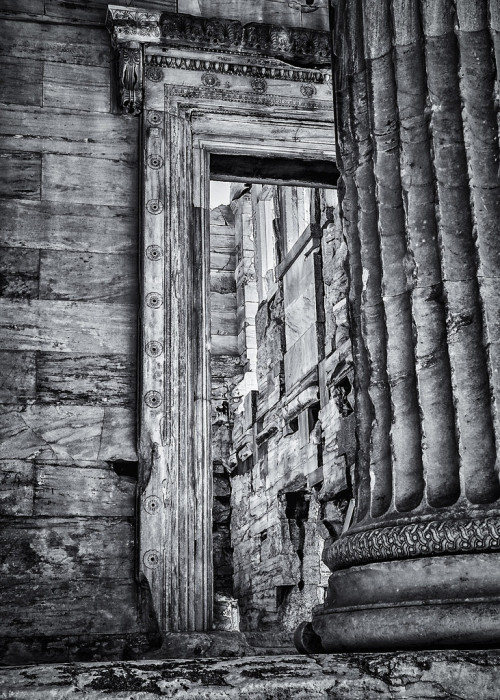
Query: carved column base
305,553,500,652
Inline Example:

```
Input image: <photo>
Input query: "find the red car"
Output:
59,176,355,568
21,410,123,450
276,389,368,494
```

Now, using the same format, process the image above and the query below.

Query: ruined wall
209,204,241,604
226,185,354,637
0,0,176,665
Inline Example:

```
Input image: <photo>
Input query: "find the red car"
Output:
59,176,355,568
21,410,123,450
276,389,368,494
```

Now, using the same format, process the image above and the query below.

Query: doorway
208,173,354,640
136,38,338,633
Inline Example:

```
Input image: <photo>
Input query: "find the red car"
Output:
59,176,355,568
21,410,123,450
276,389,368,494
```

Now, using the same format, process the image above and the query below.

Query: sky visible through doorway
210,181,231,208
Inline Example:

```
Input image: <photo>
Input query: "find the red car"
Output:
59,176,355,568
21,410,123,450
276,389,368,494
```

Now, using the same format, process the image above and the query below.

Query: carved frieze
158,14,330,66
324,516,500,571
107,6,330,67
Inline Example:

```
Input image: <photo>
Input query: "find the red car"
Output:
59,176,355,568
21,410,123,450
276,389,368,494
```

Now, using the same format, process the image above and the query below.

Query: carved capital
106,6,161,46
117,42,143,116
323,516,500,571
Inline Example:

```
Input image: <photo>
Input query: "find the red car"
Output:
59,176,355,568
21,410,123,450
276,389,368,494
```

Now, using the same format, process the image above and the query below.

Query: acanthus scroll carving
158,14,330,66
324,516,500,571
117,43,143,116
107,6,331,68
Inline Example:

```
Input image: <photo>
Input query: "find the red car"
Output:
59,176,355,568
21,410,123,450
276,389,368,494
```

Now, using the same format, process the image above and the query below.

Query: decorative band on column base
323,516,500,571
296,553,500,652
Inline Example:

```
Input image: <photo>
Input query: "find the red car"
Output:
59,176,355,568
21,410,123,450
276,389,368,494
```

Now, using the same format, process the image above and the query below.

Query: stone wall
0,0,178,665
214,184,354,636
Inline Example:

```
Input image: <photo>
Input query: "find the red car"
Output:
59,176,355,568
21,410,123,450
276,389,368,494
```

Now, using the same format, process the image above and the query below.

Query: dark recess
211,154,339,188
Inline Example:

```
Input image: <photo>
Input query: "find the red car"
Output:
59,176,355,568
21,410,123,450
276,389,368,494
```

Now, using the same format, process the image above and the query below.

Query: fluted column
297,0,500,652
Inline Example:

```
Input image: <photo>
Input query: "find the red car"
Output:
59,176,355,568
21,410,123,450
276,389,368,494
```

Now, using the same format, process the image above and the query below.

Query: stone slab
0,651,498,699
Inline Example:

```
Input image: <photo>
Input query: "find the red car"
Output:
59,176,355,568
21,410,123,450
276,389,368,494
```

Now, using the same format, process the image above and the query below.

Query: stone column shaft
298,0,500,652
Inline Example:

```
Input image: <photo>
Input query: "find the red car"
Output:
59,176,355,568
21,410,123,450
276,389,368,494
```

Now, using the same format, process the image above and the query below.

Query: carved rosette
143,549,161,569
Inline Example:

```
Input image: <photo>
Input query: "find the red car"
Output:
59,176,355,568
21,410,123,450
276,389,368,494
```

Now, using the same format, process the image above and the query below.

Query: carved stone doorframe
106,5,334,632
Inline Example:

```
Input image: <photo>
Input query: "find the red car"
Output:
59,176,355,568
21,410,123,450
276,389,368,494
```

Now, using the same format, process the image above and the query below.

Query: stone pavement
0,650,499,699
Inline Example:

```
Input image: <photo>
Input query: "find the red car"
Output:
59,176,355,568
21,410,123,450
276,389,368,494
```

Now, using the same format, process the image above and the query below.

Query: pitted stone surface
0,651,499,699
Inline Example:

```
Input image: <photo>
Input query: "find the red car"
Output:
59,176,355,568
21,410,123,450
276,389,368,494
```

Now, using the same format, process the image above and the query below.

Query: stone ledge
0,650,498,699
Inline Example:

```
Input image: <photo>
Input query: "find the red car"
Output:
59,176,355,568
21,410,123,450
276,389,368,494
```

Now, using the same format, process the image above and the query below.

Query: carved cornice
107,5,331,67
323,516,500,571
144,54,330,85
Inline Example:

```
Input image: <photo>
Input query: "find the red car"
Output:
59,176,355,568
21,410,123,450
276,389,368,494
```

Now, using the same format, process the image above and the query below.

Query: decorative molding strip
324,517,500,571
107,5,331,67
145,54,330,84
169,85,324,110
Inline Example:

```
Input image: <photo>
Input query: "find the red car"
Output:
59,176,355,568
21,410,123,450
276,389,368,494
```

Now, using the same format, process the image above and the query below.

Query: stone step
0,650,498,699
248,646,298,656
244,630,298,656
